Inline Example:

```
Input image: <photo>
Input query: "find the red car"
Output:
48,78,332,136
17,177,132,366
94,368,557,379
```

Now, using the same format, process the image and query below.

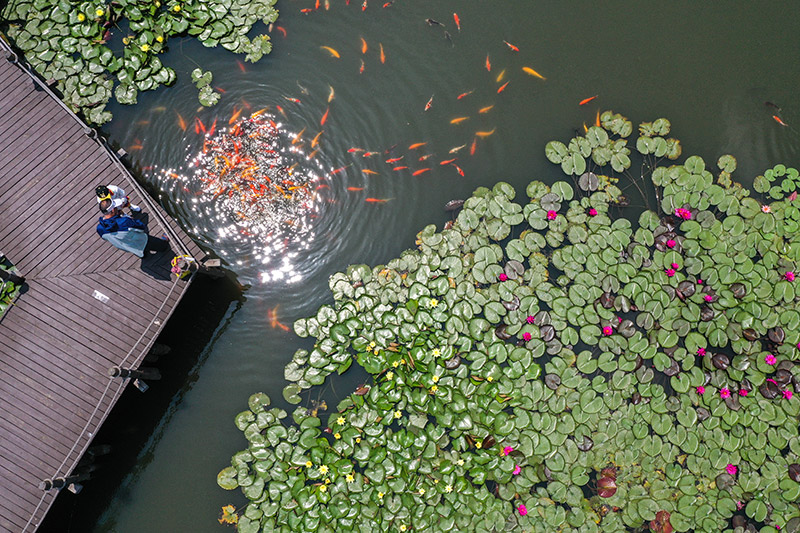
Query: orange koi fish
579,95,598,106
215,87,227,94
348,148,364,153
195,117,207,134
363,151,380,157
229,106,243,124
595,110,601,127
451,116,470,124
316,184,330,190
176,112,187,132
308,149,319,159
347,187,365,191
522,66,546,80
329,165,351,175
361,37,368,54
321,46,341,58
362,169,379,175
503,40,519,52
383,0,393,7
453,13,461,31
129,139,143,151
315,0,320,9
440,158,456,165
409,142,427,150
773,115,788,127
283,96,301,104
582,122,588,133
274,25,287,37
320,107,330,126
479,105,494,114
268,306,290,332
136,120,150,126
276,105,286,117
452,164,465,176
252,108,268,118
424,95,434,111
366,197,393,203
496,69,506,83
412,168,431,176
291,127,306,144
470,138,477,155
385,156,404,163
207,118,217,136
300,8,314,13
379,43,386,63
457,90,475,100
237,60,247,73
497,81,509,94
328,85,335,102
485,54,491,72
359,59,365,74
311,131,323,148
393,166,408,171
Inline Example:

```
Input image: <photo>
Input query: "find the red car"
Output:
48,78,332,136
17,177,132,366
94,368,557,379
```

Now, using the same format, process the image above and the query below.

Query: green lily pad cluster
1,0,278,124
219,112,800,533
0,255,22,316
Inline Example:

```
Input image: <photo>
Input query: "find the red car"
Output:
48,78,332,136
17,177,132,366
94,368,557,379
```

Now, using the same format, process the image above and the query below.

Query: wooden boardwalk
0,40,205,532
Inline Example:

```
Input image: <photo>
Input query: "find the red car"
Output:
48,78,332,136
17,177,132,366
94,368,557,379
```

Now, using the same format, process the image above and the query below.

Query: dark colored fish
765,101,782,111
426,18,444,27
444,31,453,46
444,199,465,211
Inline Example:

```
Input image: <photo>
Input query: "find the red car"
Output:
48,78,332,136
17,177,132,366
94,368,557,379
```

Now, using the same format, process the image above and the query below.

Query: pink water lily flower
522,332,532,342
665,268,676,277
726,464,737,475
738,389,748,397
765,354,777,365
697,347,706,356
785,271,796,282
704,294,713,302
675,208,692,220
697,279,703,284
498,273,508,282
671,263,679,269
767,378,777,385
526,315,535,324
502,446,514,456
602,326,613,336
546,210,557,220
696,386,705,395
720,388,731,399
513,465,521,475
784,390,793,400
666,239,676,248
588,208,598,216
762,205,771,213
517,504,528,516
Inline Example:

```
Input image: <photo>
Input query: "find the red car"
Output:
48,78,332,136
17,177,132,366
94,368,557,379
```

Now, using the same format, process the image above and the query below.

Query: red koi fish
386,156,404,164
194,117,206,134
452,164,465,176
485,54,491,72
440,158,457,165
457,90,475,100
207,118,217,136
362,0,367,11
274,25,287,37
348,148,364,153
412,168,431,176
237,60,247,73
392,166,408,171
503,40,519,52
366,197,392,203
470,138,477,155
773,115,788,127
359,59,365,74
329,165,351,175
579,95,598,106
320,107,330,126
453,13,461,31
348,187,365,191
497,81,509,94
424,95,434,111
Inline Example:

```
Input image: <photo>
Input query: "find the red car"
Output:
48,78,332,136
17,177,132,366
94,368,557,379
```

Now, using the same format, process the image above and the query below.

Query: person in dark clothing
96,200,168,256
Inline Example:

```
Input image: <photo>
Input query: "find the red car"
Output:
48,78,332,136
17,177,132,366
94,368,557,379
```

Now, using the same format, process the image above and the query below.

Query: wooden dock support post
38,471,91,494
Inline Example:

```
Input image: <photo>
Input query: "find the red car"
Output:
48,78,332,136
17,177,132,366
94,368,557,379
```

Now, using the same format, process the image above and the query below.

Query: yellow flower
400,358,406,365
337,416,346,425
432,375,440,383
334,432,341,439
418,488,426,496
430,385,438,393
369,341,376,349
77,13,86,21
432,348,441,357
319,465,329,475
428,299,438,308
305,461,313,468
486,376,493,382
394,410,402,418
373,348,380,355
378,491,384,499
456,459,464,466
319,484,327,492
325,478,331,484
156,35,164,43
346,473,355,483
172,4,181,11
400,526,407,532
355,437,361,443
476,441,482,449
392,360,400,368
140,44,150,52
445,484,453,493
95,8,104,16
386,371,394,381
434,479,439,484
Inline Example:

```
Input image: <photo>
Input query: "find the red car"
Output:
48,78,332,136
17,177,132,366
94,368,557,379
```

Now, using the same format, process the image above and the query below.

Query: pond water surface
42,1,800,531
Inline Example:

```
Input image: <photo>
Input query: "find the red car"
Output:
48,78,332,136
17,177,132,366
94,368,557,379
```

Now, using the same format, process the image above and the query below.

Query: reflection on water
158,112,328,282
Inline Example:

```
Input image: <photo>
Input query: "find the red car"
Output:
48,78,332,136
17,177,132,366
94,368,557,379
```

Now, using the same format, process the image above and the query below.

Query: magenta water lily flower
502,446,514,456
767,378,777,385
522,332,532,342
785,271,795,282
696,386,705,395
666,239,676,248
526,315,535,324
602,326,613,336
738,389,748,397
720,388,731,399
726,464,737,475
697,347,706,356
704,294,713,302
675,208,692,220
513,465,521,475
697,279,703,284
784,390,793,400
665,268,676,277
546,210,557,220
588,208,598,216
517,504,528,516
671,262,679,269
765,354,777,365
498,273,508,282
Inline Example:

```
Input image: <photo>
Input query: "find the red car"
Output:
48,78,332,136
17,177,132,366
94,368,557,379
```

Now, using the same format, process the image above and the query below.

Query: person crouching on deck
96,200,168,257
95,184,141,213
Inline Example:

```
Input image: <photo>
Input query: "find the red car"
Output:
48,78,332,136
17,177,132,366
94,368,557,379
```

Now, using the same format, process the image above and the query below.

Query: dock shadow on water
37,273,244,533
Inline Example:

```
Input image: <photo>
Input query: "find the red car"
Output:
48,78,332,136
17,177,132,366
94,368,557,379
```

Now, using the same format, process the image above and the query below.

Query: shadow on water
37,273,244,533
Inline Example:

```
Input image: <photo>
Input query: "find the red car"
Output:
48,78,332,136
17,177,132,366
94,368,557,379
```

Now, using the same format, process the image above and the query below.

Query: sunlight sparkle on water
157,112,326,283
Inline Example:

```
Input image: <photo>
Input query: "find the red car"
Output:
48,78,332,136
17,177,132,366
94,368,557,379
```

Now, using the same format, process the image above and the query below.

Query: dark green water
46,1,800,531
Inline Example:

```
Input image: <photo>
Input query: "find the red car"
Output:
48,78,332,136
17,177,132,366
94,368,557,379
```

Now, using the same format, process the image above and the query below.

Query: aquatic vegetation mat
1,0,278,124
219,112,800,533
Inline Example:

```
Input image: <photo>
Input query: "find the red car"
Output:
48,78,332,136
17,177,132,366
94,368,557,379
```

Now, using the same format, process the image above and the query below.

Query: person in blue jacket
96,199,168,257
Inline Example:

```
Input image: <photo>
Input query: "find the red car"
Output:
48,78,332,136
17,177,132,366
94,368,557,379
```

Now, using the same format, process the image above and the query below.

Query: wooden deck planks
0,43,205,533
